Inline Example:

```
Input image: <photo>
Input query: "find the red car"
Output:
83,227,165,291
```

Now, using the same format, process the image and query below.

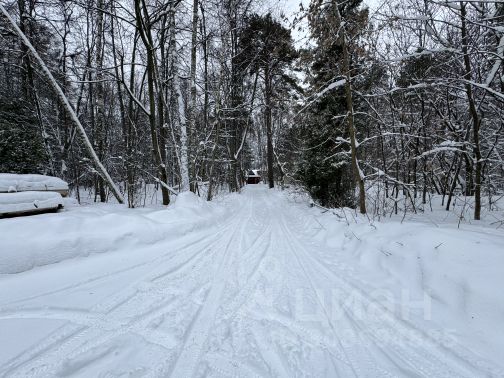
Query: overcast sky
269,0,381,48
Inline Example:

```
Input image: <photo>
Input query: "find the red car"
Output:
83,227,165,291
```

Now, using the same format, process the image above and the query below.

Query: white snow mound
0,191,233,274
0,173,68,193
173,191,205,209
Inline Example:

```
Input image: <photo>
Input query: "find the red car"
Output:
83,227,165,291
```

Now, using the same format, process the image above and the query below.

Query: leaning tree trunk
0,4,125,204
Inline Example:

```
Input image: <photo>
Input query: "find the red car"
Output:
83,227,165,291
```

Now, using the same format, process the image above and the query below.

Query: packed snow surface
0,173,68,193
0,186,503,377
0,191,63,217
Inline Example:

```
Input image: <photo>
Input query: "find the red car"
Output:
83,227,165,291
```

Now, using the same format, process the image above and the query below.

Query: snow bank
173,191,205,209
284,190,504,371
0,191,63,216
0,192,233,274
0,173,68,194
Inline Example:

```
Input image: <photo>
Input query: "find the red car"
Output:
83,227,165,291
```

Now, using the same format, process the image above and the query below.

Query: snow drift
288,189,504,373
0,192,233,274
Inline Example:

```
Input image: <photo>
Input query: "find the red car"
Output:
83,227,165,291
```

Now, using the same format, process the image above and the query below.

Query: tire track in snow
0,201,248,377
159,194,260,378
199,189,358,378
283,205,492,377
282,194,501,376
1,223,227,309
204,352,265,378
279,213,410,377
2,187,497,377
205,190,352,378
277,205,484,377
1,195,247,309
217,201,274,322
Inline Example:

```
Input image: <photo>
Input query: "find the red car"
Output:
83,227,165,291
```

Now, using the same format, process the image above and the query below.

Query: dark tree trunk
265,66,274,189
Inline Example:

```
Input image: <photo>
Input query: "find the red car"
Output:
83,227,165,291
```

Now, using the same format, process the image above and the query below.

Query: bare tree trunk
134,0,170,204
227,9,242,193
334,2,366,214
95,0,107,202
168,6,190,192
188,0,198,192
207,119,220,201
200,2,209,139
157,14,170,203
460,2,482,220
110,10,133,206
264,66,274,189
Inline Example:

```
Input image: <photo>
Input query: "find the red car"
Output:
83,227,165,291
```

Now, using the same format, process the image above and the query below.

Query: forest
2,1,504,375
1,0,503,220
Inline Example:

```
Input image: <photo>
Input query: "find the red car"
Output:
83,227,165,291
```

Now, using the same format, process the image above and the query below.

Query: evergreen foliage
0,100,48,174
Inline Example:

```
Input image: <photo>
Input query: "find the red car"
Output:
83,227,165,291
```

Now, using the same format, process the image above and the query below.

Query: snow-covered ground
0,185,503,377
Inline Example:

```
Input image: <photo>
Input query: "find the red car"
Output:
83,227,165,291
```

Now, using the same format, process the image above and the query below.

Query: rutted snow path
0,186,496,377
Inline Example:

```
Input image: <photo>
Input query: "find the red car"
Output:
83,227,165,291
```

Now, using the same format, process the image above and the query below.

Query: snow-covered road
0,186,499,377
